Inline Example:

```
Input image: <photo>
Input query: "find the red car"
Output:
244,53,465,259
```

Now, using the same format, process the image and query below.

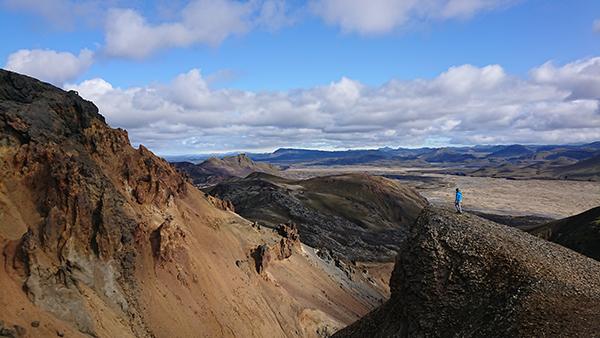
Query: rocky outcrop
150,216,186,263
206,194,235,212
0,70,185,336
252,223,301,273
334,207,600,337
0,320,26,338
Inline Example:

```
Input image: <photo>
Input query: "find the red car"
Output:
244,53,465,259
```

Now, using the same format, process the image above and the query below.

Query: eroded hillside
0,70,387,337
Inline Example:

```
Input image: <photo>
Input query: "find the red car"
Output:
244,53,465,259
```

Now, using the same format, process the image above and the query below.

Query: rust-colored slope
0,70,384,337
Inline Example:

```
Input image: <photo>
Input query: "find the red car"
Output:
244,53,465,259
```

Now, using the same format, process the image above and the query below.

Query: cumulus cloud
105,0,293,58
530,57,600,100
311,0,514,34
5,49,94,85
66,57,600,154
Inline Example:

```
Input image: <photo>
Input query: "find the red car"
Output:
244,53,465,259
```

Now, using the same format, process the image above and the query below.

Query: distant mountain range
168,142,600,181
248,142,600,165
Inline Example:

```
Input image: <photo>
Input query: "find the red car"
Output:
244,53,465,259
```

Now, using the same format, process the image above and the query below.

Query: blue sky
1,0,600,154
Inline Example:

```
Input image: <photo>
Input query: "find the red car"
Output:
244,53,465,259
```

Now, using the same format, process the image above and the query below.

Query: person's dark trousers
455,201,462,213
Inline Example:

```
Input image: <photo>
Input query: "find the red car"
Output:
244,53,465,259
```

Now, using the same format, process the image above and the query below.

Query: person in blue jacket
455,188,463,214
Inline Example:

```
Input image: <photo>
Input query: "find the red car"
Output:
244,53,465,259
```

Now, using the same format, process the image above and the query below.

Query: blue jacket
455,191,463,203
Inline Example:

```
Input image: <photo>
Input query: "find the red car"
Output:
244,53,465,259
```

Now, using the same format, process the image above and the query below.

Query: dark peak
0,69,106,144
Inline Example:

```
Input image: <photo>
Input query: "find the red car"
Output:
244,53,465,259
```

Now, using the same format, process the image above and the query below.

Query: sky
1,0,600,155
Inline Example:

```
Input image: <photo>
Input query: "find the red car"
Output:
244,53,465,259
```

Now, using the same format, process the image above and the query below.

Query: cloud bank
66,57,600,154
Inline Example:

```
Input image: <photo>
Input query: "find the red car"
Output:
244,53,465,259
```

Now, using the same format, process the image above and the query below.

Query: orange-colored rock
206,194,235,212
252,223,301,273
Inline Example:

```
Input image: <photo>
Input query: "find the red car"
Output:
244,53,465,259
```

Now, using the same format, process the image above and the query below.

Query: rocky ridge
334,207,600,337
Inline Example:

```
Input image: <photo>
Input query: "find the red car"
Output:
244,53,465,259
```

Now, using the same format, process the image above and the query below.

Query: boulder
334,207,600,337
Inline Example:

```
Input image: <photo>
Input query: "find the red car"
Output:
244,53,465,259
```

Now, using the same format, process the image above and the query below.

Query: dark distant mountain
486,144,534,159
167,142,600,181
544,149,597,160
419,148,479,163
314,153,390,165
252,148,392,164
583,141,600,150
551,154,600,181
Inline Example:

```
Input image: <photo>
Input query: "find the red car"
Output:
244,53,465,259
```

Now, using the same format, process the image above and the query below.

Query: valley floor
282,166,600,218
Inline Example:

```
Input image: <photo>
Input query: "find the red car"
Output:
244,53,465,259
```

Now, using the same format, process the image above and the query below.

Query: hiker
455,188,463,214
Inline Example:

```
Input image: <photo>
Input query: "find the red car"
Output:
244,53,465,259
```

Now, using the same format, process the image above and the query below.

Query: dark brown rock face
334,207,600,337
0,70,186,336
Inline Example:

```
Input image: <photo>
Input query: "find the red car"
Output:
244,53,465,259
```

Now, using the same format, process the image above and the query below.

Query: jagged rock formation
207,172,428,262
0,69,186,336
173,153,279,186
334,207,600,337
251,223,300,273
0,70,387,337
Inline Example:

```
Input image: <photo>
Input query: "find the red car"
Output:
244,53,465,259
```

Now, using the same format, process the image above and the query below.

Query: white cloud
311,0,514,34
66,57,600,154
5,49,94,85
530,57,600,100
104,0,293,58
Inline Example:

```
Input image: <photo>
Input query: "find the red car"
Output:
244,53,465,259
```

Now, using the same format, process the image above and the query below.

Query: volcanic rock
334,207,600,337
